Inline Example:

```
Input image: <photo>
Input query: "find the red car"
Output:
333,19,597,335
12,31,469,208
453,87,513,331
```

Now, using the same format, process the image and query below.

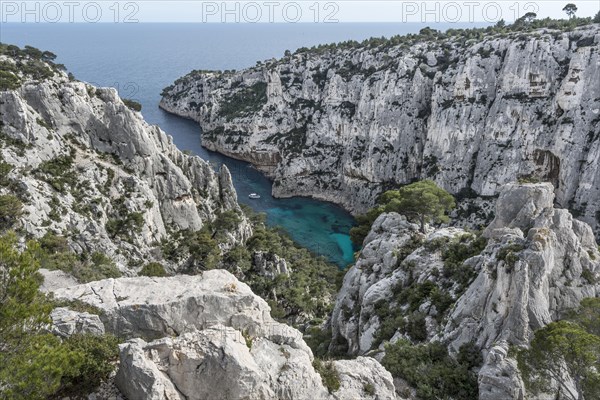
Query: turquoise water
1,23,483,266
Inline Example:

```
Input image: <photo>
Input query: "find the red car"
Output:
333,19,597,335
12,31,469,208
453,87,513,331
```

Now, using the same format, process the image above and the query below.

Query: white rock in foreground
48,270,397,399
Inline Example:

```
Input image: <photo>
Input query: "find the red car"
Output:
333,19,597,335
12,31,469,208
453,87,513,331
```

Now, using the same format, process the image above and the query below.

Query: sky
1,1,599,24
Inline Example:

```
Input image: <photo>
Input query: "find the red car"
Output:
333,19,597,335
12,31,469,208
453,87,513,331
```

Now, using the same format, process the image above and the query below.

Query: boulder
50,307,105,337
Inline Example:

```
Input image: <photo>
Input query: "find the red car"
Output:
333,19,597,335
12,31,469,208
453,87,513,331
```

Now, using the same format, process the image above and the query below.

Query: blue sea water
1,22,483,267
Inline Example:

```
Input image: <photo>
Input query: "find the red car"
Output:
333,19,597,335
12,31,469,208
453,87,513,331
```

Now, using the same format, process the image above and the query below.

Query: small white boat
248,193,261,199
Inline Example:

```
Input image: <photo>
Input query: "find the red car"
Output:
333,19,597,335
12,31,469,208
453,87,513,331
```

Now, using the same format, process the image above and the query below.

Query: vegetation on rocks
139,262,168,277
0,233,119,399
313,359,341,393
516,297,600,400
382,339,481,400
35,150,77,193
219,82,268,120
351,180,455,245
37,232,122,283
122,98,142,112
0,194,23,230
0,43,61,90
292,14,596,56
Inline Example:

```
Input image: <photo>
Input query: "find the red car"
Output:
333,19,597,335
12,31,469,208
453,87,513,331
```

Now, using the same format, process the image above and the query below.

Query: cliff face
0,52,251,274
161,24,600,233
329,183,599,398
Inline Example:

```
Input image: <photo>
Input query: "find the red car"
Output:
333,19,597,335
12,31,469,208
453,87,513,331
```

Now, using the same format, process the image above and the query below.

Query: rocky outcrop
0,53,252,275
50,307,105,338
116,328,397,400
161,24,600,235
443,183,599,350
252,250,290,279
47,270,397,400
330,212,425,355
330,182,599,398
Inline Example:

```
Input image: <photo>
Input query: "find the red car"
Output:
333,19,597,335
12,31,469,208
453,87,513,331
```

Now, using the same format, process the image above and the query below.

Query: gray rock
39,268,80,292
0,65,252,275
50,307,105,337
116,327,397,400
50,270,307,349
252,251,290,279
478,342,525,400
331,183,599,398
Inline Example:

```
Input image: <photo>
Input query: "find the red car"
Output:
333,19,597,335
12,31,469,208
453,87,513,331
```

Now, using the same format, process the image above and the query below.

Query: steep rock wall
161,25,600,234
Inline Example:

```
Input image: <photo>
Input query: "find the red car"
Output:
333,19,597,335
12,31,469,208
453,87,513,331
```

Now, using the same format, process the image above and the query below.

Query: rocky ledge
47,270,397,400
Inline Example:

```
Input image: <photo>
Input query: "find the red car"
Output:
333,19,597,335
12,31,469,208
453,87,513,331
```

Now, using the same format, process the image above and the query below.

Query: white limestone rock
0,64,252,275
50,307,105,337
116,327,397,400
47,271,398,400
161,25,600,236
331,182,599,398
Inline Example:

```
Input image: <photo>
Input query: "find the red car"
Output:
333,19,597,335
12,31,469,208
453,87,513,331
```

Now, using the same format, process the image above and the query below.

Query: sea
1,22,484,267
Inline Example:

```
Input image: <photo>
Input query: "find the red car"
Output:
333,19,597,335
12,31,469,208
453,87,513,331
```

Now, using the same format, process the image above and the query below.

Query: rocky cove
1,18,600,400
160,23,600,237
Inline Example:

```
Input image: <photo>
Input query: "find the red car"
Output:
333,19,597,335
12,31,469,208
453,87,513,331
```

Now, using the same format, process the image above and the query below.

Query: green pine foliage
0,233,119,399
382,340,480,400
0,43,63,91
517,298,600,399
351,180,455,245
313,359,341,393
37,232,122,283
122,98,142,112
139,262,168,277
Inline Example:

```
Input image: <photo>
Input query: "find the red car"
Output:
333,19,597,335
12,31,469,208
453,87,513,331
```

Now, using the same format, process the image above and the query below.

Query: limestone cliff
161,24,600,234
329,182,599,398
0,50,252,275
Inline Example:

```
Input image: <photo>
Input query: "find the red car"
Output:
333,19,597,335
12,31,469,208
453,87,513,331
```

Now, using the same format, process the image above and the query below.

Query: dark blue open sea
1,22,481,267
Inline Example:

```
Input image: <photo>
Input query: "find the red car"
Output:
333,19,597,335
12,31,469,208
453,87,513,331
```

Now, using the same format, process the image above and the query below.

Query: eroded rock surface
47,270,397,400
161,25,600,235
0,60,252,275
331,183,599,398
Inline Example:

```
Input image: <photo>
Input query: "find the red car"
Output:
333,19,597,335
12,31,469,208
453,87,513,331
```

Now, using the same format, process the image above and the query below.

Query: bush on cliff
382,340,480,400
516,298,600,399
350,180,455,245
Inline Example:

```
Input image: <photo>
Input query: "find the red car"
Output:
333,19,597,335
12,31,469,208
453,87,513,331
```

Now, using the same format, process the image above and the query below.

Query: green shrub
55,334,120,398
39,244,122,283
441,234,488,292
497,243,524,270
122,98,142,112
0,194,23,230
105,197,144,240
39,231,69,254
313,359,340,393
219,82,267,120
382,340,480,400
213,210,241,235
0,233,119,399
72,252,122,283
0,70,21,91
36,152,76,193
305,326,333,358
139,262,168,277
0,157,14,187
